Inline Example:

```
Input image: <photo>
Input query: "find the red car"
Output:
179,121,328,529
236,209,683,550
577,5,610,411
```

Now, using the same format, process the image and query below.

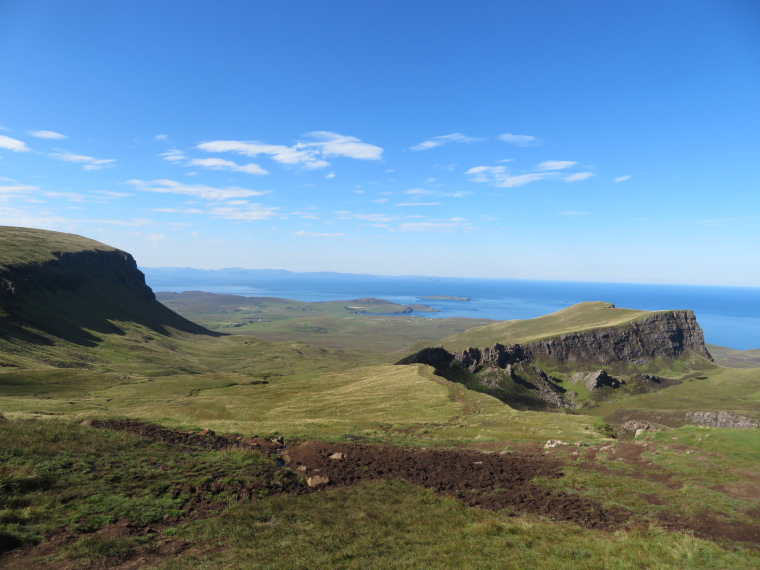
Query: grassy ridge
0,226,117,270
437,301,651,350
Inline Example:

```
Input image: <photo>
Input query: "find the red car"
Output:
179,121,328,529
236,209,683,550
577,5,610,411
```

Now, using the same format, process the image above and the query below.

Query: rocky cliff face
397,310,713,410
525,311,712,366
0,249,154,307
399,310,712,373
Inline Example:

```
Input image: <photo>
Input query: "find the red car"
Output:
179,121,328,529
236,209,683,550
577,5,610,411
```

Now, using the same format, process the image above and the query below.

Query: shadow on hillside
5,283,223,349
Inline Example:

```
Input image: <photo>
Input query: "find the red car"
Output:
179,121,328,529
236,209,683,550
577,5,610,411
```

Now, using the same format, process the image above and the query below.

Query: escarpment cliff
0,227,212,363
397,308,713,410
0,248,155,306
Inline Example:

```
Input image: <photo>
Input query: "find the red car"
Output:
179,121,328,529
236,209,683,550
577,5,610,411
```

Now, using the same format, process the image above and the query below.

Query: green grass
592,365,760,420
0,361,606,445
708,344,760,369
156,291,493,353
0,226,117,269
539,427,760,545
160,479,759,569
438,301,651,350
3,420,758,568
0,420,292,554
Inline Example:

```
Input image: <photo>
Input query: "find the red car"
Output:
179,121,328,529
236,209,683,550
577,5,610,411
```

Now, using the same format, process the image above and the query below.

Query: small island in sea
419,295,470,301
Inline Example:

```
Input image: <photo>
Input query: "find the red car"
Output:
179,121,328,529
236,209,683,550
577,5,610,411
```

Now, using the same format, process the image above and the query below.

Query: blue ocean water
145,274,760,350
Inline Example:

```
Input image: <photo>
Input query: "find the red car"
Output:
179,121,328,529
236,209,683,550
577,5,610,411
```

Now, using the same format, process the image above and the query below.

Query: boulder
583,370,620,391
307,475,330,487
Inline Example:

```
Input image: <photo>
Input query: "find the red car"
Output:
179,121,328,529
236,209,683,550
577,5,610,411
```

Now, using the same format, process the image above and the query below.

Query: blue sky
1,0,759,285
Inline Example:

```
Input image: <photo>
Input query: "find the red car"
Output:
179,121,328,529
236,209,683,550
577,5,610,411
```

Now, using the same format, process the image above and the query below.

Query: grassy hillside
708,344,760,368
0,227,213,369
435,301,651,350
0,226,117,269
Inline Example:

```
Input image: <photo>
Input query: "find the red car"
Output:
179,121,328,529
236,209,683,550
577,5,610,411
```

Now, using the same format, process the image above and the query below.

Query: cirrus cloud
189,157,269,175
0,135,31,152
498,133,541,147
29,130,67,139
197,131,382,170
128,178,268,200
51,152,115,171
410,133,481,151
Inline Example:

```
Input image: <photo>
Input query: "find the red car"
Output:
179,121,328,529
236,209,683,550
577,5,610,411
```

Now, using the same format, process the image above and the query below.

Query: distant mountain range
140,266,447,284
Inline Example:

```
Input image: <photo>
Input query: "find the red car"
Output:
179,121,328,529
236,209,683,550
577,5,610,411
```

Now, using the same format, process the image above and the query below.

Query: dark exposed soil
282,440,627,528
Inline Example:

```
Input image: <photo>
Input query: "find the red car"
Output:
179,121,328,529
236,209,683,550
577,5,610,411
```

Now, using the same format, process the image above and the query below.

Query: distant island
419,295,470,301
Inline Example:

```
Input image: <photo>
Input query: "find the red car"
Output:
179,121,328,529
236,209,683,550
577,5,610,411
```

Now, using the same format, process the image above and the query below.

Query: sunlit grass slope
0,361,604,445
437,301,652,350
0,226,117,269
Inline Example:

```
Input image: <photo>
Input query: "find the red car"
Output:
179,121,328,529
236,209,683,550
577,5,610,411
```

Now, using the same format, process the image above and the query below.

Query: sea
143,272,760,351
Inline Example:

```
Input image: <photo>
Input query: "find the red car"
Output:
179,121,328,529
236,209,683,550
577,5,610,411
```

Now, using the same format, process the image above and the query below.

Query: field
1,228,759,567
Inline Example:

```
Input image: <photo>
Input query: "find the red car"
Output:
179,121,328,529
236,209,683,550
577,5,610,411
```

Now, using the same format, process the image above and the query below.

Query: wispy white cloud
159,149,186,162
0,184,38,194
325,172,336,179
304,131,383,160
466,166,551,187
294,230,344,237
189,157,269,175
51,152,115,170
537,160,576,171
128,179,267,200
0,135,31,152
29,130,67,140
396,218,477,232
336,212,399,223
467,162,595,188
42,191,92,202
153,134,169,141
153,208,205,214
207,203,279,221
0,184,38,202
197,131,382,170
405,188,436,196
614,175,631,183
410,133,481,151
396,202,441,207
93,190,133,199
498,133,541,147
564,172,595,182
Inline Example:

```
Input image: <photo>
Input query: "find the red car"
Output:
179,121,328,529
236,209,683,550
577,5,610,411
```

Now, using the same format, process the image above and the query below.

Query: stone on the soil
307,475,330,487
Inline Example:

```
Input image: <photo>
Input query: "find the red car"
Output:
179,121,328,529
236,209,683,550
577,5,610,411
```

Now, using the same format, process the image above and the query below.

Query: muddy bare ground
282,440,626,528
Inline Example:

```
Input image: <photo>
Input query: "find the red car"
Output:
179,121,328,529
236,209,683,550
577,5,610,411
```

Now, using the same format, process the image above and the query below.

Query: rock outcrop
685,411,758,429
525,311,712,366
397,309,713,410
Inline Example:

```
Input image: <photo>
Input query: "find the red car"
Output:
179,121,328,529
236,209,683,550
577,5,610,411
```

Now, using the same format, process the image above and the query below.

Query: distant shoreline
419,295,470,301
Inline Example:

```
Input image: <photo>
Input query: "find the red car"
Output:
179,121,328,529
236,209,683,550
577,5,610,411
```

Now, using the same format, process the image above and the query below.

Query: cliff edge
397,303,713,410
0,226,213,367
